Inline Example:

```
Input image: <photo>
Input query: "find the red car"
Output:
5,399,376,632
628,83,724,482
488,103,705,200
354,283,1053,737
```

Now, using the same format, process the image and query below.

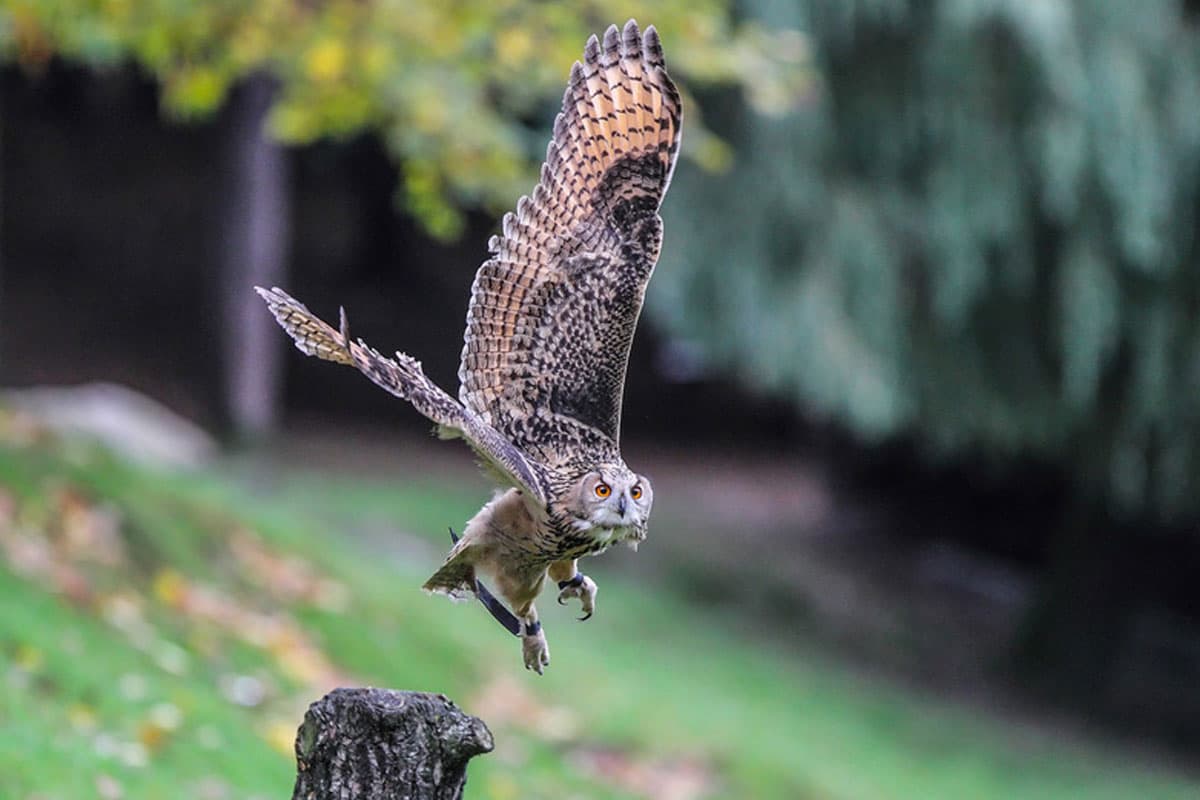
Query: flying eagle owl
257,20,680,674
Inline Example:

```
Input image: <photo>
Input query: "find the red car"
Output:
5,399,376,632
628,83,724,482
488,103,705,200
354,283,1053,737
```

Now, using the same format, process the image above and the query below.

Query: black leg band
476,579,522,637
447,527,522,637
557,573,586,591
523,620,542,637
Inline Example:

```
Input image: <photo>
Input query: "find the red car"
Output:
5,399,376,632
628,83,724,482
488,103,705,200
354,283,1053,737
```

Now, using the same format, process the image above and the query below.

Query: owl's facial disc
583,470,652,529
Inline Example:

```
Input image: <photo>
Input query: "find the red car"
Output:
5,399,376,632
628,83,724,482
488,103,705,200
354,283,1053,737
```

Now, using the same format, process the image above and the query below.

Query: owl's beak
617,494,628,517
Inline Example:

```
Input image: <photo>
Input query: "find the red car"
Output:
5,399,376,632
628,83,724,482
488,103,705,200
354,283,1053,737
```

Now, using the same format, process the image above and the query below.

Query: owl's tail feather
422,556,477,600
425,528,522,636
422,527,478,598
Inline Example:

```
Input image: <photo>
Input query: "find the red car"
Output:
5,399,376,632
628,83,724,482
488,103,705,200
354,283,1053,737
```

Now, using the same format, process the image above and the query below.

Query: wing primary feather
623,21,646,151
622,19,642,57
583,34,601,65
644,26,664,68
603,24,620,51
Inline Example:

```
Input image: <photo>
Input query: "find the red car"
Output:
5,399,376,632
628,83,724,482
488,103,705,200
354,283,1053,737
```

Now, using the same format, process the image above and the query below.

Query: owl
257,20,680,674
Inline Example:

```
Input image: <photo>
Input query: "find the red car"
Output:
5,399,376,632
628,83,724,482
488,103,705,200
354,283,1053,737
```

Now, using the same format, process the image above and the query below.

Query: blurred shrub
655,0,1200,522
0,0,804,239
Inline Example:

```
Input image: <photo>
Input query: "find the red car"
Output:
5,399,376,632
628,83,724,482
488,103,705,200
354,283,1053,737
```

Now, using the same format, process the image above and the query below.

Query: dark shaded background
0,63,799,445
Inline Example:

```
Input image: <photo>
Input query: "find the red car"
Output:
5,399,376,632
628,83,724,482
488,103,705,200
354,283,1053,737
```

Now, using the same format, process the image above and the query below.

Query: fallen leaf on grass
229,528,348,610
0,489,101,606
95,773,124,800
138,702,184,752
138,719,170,752
470,674,578,743
54,487,124,567
569,745,717,800
153,568,188,608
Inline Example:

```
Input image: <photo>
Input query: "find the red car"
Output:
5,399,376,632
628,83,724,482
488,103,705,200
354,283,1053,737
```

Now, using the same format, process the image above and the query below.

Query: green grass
0,429,1196,799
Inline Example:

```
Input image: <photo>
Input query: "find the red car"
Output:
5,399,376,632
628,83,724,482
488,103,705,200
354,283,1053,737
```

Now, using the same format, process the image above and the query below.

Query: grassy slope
0,432,1196,800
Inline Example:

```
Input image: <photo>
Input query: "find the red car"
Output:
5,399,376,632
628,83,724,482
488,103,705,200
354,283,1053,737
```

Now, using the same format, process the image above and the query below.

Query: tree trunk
1014,491,1131,705
218,72,290,441
292,688,494,800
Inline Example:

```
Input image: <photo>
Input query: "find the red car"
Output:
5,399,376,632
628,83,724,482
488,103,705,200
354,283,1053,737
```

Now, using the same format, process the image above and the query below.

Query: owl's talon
521,621,550,674
556,573,597,620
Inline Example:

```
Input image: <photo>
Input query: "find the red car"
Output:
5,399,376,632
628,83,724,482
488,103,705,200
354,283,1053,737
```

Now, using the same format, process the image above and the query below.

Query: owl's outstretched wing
256,286,551,504
458,20,681,469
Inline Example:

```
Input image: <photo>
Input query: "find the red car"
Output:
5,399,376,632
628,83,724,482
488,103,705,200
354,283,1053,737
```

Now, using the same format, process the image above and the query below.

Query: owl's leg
549,559,597,621
513,601,550,675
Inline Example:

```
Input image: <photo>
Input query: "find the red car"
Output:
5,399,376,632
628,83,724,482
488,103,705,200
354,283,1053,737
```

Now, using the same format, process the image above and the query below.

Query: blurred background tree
655,0,1200,698
1,0,800,238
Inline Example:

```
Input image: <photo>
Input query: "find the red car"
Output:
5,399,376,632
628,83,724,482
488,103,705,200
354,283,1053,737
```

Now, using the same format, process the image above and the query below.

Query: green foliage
2,428,1198,798
0,0,802,238
654,0,1200,519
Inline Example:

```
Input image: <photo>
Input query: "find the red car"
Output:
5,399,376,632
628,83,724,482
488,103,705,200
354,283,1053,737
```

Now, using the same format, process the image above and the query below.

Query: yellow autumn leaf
306,38,347,83
163,66,227,116
137,720,170,752
138,702,184,752
153,568,187,608
268,102,319,143
494,26,533,67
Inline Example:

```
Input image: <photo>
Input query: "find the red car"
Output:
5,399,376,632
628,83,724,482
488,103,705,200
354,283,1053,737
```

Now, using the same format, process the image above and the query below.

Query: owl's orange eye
594,483,611,498
630,485,643,500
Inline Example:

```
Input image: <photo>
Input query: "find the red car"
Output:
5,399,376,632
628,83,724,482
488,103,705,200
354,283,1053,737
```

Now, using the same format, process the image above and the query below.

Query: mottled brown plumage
256,20,680,674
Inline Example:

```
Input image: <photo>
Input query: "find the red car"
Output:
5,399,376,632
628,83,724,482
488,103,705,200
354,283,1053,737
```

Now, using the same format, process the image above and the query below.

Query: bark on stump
292,688,494,800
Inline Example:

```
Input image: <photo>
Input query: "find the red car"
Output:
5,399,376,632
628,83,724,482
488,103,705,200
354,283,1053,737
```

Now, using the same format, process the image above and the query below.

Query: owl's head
566,466,653,534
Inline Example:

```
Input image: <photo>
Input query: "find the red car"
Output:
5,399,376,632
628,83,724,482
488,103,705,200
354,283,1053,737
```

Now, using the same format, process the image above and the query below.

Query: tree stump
292,688,494,800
